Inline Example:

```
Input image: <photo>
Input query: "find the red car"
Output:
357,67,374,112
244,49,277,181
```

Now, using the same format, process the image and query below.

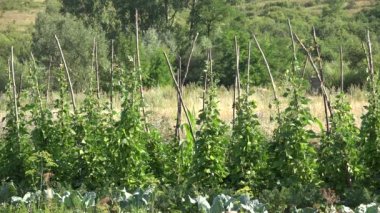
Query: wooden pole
294,33,333,132
234,36,241,99
340,46,344,92
288,19,297,73
182,33,199,87
17,70,22,101
30,52,43,110
46,56,52,102
175,56,182,140
55,35,77,113
164,52,195,142
203,52,209,111
95,38,100,99
362,42,370,75
135,9,148,131
246,41,251,95
232,75,237,127
252,34,278,102
312,27,332,133
367,30,375,94
313,27,325,83
11,47,19,131
110,39,114,111
209,48,213,88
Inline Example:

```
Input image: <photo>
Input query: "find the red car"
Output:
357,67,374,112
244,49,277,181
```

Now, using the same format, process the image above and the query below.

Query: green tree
189,0,232,37
32,3,109,91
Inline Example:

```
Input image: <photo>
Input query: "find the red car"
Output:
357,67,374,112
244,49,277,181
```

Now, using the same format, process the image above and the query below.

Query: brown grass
0,9,40,31
0,0,44,32
0,86,369,137
143,85,367,136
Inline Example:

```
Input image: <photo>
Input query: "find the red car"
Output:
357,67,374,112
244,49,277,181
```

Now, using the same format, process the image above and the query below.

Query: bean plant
319,93,362,193
190,88,229,195
228,94,268,193
269,74,320,187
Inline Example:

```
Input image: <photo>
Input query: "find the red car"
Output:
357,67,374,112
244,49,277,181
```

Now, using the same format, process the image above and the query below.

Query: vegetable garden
1,16,380,212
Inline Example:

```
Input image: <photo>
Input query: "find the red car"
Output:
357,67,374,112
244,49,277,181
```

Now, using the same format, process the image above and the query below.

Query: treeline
0,0,380,92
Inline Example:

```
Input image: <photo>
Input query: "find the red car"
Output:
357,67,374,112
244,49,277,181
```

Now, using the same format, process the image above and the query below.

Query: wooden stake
182,33,199,87
252,34,278,102
110,39,114,111
246,41,251,95
91,37,96,93
164,52,195,142
234,36,241,99
367,30,375,93
362,42,370,74
288,19,297,73
175,56,182,140
30,52,43,110
312,27,332,132
294,33,333,132
95,38,100,99
17,71,22,101
313,27,325,82
135,9,148,131
11,47,19,131
209,48,213,88
232,75,237,128
46,56,52,102
55,35,77,113
340,46,344,92
203,51,209,111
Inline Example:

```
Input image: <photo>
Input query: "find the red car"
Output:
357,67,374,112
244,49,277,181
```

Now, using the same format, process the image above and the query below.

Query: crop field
1,0,380,212
0,31,379,212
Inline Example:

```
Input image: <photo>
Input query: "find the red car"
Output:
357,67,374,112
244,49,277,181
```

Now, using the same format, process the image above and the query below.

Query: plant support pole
11,47,19,131
182,33,199,87
312,28,332,132
46,56,52,102
294,33,333,132
95,38,100,99
55,35,77,113
135,9,148,131
288,19,297,73
367,30,375,94
235,36,241,99
203,52,209,111
110,39,114,111
252,34,279,103
340,46,344,92
164,52,195,142
247,41,251,94
175,57,182,140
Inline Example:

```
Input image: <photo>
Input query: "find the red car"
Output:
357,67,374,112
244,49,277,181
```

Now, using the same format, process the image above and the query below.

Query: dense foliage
1,0,380,91
2,0,380,211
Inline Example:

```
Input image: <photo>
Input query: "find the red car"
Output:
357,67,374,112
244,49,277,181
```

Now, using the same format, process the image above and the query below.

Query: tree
189,0,231,37
32,3,109,91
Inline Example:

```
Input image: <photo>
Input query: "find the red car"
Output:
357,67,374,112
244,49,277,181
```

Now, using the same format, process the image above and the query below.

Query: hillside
0,0,377,32
0,0,45,32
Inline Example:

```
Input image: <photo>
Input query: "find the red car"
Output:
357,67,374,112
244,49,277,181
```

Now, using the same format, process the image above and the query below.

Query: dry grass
239,0,377,17
143,85,368,136
0,86,369,137
0,0,44,31
0,9,39,31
